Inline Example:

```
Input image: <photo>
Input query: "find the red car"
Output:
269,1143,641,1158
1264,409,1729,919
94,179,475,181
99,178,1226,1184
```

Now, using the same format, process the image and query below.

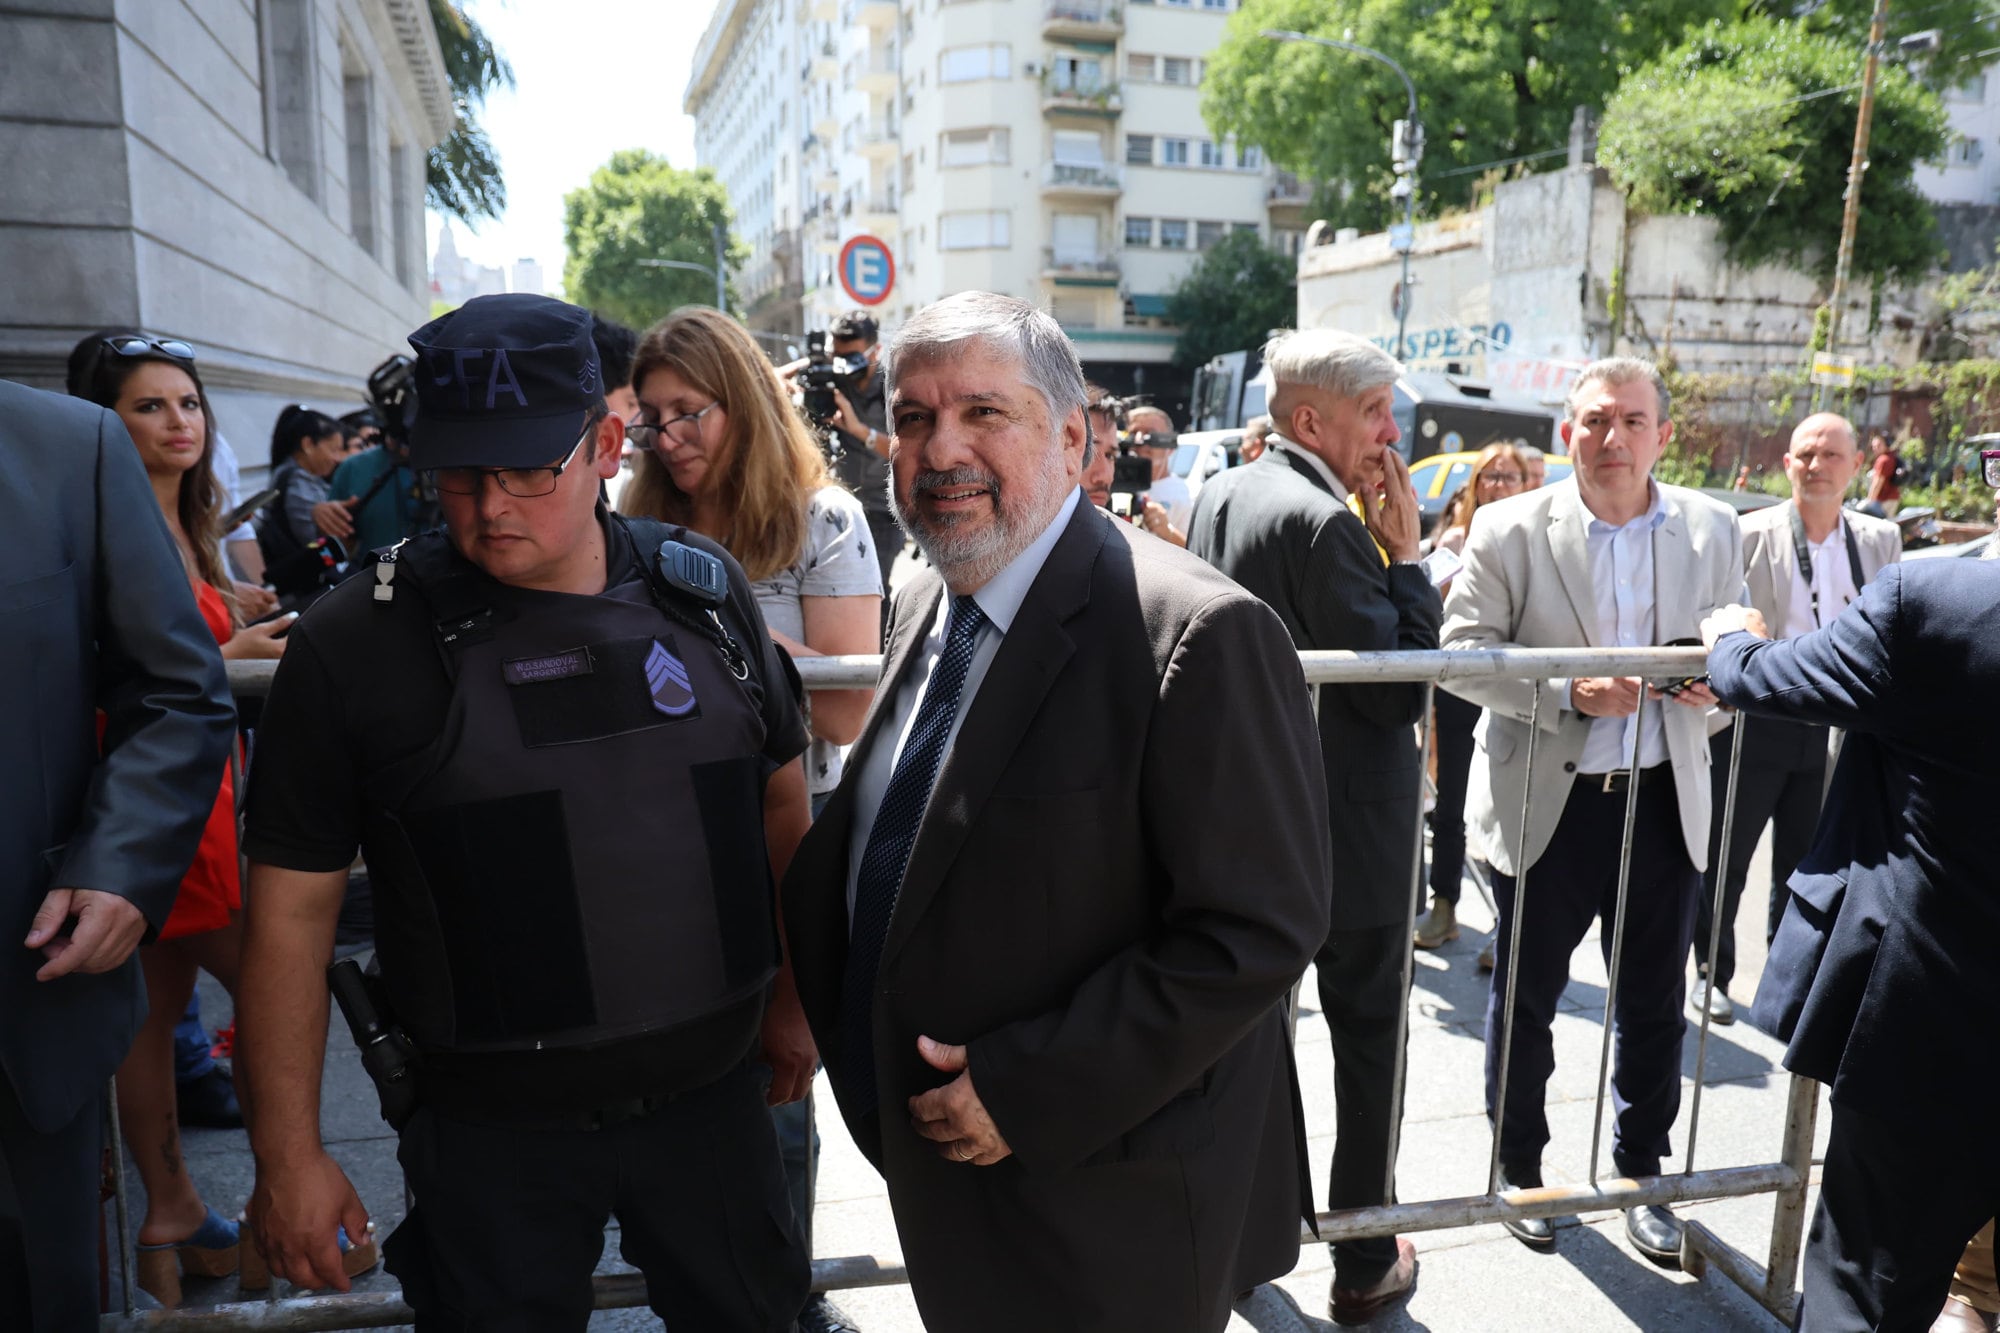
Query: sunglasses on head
101,334,196,362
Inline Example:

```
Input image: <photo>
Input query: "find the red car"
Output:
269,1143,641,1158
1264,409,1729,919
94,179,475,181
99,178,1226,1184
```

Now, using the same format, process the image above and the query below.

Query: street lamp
637,221,730,312
1262,28,1422,362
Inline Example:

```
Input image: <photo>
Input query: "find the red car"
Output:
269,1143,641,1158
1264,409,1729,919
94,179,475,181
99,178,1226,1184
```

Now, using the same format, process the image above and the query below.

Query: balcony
1043,0,1123,42
811,40,838,83
1269,170,1310,205
1041,248,1120,285
1040,161,1122,197
862,192,900,230
851,0,897,29
857,119,900,158
1040,73,1122,116
810,0,836,19
857,49,899,94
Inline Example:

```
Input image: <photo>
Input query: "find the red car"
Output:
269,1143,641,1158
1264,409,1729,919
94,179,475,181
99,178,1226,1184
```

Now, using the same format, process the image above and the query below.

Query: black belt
1577,762,1669,795
422,1088,688,1133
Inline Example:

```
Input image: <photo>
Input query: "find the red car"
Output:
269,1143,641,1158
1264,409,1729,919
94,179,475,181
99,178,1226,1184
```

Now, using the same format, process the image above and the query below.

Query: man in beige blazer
1691,413,1900,1025
1440,356,1744,1268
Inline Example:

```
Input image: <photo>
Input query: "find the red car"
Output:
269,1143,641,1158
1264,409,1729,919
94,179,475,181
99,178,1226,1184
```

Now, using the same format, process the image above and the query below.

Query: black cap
405,294,601,469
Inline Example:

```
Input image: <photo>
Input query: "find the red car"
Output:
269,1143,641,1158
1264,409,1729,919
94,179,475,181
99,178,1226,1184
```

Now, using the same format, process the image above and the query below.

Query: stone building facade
0,0,451,471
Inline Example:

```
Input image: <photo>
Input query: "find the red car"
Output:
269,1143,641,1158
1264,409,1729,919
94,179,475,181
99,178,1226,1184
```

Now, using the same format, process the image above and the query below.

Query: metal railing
1041,160,1123,191
115,646,1813,1329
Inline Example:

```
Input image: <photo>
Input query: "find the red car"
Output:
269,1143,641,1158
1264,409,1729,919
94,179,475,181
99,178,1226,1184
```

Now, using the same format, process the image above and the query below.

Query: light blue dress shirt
1574,484,1671,773
845,486,1083,918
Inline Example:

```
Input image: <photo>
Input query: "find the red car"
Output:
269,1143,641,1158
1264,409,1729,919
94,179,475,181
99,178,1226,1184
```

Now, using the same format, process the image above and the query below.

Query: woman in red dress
70,333,289,1306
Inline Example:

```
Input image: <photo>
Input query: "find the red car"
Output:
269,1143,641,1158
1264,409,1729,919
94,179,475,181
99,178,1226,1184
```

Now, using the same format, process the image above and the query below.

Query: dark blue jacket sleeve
1707,565,1901,735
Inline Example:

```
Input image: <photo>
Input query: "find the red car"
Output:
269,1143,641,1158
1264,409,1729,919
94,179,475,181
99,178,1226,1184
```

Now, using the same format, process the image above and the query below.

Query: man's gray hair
1567,356,1671,423
885,291,1088,438
1516,443,1545,463
1261,328,1401,401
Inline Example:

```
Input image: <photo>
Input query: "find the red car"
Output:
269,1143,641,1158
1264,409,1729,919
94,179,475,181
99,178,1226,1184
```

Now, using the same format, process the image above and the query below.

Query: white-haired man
1187,326,1439,1325
781,292,1331,1331
1440,357,1744,1267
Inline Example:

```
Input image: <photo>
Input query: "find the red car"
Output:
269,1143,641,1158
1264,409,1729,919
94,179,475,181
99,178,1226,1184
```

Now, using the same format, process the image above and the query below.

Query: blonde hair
619,307,828,582
1441,442,1529,536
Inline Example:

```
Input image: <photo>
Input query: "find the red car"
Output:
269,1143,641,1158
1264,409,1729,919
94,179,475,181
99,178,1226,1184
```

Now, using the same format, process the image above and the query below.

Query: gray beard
894,445,1071,589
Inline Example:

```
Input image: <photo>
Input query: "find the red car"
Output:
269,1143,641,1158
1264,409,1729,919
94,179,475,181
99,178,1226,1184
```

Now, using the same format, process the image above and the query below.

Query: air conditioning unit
1023,61,1041,76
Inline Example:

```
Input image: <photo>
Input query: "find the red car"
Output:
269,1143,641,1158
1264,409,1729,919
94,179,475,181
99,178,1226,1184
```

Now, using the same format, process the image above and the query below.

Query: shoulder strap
611,515,758,685
1842,517,1866,590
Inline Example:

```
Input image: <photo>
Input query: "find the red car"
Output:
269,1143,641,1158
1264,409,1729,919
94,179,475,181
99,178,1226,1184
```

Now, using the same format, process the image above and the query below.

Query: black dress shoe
1625,1204,1684,1269
1496,1163,1556,1250
175,1064,243,1130
797,1293,861,1333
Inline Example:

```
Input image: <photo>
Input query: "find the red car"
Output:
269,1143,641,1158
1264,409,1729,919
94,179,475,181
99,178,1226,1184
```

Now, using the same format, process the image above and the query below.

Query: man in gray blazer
1187,328,1440,1325
1440,357,1744,1267
0,378,235,1328
1691,413,1899,1025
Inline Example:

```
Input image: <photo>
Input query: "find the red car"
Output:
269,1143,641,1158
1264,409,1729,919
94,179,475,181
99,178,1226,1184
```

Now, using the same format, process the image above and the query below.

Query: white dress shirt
1272,439,1351,503
1785,516,1861,638
1573,483,1671,773
844,486,1082,919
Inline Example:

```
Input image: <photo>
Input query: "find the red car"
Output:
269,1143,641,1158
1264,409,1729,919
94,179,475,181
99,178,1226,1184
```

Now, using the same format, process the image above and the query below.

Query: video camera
796,331,871,431
1097,394,1171,509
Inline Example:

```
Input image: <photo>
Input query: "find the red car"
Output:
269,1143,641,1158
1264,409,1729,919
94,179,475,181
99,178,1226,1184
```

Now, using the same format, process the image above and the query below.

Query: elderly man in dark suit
782,292,1330,1332
1703,560,2000,1333
1186,327,1440,1324
0,378,235,1329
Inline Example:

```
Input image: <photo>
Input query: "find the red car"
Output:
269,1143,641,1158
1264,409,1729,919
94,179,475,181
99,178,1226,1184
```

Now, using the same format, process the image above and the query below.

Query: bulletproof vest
357,519,781,1056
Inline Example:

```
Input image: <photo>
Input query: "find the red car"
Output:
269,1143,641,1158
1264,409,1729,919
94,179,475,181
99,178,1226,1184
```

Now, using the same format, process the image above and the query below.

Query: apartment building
0,0,448,464
687,0,809,336
692,0,1303,410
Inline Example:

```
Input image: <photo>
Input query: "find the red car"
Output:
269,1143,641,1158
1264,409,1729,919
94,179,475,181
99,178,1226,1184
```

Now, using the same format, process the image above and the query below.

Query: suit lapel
1654,494,1690,639
879,503,1106,964
1548,486,1601,646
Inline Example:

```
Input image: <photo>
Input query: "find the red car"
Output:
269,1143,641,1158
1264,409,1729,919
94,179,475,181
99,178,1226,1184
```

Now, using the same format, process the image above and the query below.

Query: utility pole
1262,29,1421,361
1819,0,1890,410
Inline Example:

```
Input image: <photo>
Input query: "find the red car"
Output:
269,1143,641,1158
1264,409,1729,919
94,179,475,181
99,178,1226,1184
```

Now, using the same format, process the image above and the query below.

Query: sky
423,0,721,291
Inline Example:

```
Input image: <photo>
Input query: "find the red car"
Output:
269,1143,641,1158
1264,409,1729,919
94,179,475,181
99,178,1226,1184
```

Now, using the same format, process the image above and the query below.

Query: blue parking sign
839,235,896,307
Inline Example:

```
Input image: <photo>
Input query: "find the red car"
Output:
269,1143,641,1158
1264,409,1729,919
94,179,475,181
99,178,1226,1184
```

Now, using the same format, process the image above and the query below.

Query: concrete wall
0,0,445,474
1297,165,1923,405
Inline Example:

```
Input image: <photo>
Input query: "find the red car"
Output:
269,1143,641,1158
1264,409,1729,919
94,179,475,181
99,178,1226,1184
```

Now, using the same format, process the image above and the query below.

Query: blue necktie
842,594,989,1118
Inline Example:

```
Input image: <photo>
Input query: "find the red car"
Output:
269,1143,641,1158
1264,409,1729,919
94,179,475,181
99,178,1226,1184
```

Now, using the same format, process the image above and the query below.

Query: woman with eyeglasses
1415,442,1531,957
618,308,883,800
65,331,294,1305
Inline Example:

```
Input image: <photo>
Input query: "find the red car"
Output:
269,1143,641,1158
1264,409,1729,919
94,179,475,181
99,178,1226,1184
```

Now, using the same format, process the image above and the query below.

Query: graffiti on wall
1373,322,1512,364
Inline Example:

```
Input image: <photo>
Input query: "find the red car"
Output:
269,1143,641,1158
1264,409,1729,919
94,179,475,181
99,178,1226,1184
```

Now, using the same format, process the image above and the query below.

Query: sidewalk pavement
131,836,1816,1331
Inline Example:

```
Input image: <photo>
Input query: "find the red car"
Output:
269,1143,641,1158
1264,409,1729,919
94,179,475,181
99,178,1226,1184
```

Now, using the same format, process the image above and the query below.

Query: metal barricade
102,647,1813,1330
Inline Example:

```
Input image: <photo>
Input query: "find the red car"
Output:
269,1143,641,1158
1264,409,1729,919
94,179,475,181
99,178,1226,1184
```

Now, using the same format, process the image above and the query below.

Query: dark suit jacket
1709,560,2000,1125
1186,447,1443,930
784,500,1330,1331
0,379,234,1132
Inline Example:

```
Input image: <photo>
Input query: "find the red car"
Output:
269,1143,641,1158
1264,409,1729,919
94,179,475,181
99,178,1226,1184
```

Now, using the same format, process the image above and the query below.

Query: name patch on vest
501,647,593,686
645,638,698,717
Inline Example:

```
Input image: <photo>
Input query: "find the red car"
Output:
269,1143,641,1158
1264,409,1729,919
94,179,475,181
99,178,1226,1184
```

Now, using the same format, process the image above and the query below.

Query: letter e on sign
839,235,896,307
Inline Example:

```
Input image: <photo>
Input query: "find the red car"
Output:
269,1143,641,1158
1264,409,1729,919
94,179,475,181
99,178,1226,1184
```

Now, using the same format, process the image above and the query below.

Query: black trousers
1484,772,1700,1177
1696,718,1829,992
385,1061,809,1332
1801,1103,2000,1332
0,1071,101,1332
1430,690,1482,905
1317,922,1408,1286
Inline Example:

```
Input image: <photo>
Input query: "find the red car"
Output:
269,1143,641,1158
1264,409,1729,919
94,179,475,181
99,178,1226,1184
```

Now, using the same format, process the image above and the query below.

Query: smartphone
1982,448,2000,488
1649,635,1708,696
223,487,279,531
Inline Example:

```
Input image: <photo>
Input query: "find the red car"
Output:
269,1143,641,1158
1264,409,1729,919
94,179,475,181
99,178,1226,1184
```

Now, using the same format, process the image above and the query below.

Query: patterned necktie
841,594,990,1118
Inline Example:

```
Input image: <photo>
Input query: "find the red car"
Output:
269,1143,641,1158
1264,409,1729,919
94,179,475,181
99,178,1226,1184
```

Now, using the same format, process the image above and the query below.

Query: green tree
562,150,742,327
1598,17,1949,284
1165,230,1297,367
1201,0,1733,230
427,0,513,224
1742,0,2000,79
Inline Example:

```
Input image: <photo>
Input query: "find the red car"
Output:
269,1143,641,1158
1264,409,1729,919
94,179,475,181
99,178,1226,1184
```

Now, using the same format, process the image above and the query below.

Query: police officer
236,294,815,1331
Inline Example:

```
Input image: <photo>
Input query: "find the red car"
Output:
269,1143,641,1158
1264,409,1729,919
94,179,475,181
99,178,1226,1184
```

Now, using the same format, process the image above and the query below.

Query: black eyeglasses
427,414,603,498
102,334,196,362
625,400,721,451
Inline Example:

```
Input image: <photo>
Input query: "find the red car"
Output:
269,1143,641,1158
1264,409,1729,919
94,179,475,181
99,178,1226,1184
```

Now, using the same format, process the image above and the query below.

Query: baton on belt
327,958,421,1131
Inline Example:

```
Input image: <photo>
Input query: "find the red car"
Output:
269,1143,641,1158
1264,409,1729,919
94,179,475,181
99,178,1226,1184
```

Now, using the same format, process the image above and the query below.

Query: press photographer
781,311,897,597
1095,395,1187,546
